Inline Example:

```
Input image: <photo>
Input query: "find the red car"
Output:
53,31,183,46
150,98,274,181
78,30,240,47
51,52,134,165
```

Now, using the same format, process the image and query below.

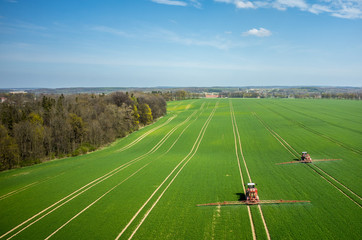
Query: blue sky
0,0,361,88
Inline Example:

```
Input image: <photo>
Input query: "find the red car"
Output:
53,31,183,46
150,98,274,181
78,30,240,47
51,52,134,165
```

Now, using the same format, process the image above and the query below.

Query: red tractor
301,152,312,163
246,183,259,203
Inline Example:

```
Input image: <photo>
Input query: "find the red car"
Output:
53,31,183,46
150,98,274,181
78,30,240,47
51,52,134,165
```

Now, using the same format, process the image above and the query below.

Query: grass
0,98,361,239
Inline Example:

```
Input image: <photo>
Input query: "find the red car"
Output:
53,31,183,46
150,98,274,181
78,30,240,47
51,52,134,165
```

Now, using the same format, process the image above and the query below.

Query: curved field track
0,99,361,239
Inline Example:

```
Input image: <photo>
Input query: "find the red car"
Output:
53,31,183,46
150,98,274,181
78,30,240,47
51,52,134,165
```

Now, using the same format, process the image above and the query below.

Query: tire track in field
256,102,362,155
0,110,199,240
115,102,218,240
42,107,203,239
230,101,270,240
0,182,39,201
252,112,362,208
229,101,256,240
280,101,362,129
117,115,176,152
185,101,196,110
253,112,362,205
0,172,66,201
43,163,150,240
272,101,362,135
0,115,173,202
168,101,183,111
125,103,218,240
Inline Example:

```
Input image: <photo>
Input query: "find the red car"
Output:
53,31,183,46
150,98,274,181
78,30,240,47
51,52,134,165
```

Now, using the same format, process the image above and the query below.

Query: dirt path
115,102,218,240
253,112,362,208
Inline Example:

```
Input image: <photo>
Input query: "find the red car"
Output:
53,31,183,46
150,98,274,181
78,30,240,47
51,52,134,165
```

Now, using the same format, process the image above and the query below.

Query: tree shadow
236,193,246,201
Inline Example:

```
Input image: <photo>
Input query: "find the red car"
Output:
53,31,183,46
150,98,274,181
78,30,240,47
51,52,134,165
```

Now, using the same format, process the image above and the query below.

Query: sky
0,0,361,88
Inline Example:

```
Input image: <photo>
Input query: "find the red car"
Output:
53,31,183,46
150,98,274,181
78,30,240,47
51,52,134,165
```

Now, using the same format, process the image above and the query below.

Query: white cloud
190,0,202,8
235,1,255,9
331,5,362,19
308,4,332,14
243,28,272,37
214,0,362,19
273,0,308,11
151,0,203,8
215,0,255,9
151,0,188,6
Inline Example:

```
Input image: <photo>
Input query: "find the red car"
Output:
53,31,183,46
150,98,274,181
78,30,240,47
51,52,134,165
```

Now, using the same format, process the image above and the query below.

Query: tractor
197,182,310,206
301,152,312,163
246,183,259,203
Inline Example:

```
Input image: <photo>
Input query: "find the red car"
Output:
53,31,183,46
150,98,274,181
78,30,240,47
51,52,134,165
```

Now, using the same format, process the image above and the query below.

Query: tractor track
115,103,218,240
229,101,256,240
42,108,202,239
252,112,362,208
272,101,362,135
43,163,150,240
43,105,204,240
115,102,218,240
117,115,176,152
0,105,202,240
306,165,362,208
2,116,171,201
256,102,362,156
230,101,270,240
0,172,67,202
0,182,40,201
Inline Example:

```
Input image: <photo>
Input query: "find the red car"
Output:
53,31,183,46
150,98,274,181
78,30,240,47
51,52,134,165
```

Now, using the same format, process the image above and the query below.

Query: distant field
0,99,361,239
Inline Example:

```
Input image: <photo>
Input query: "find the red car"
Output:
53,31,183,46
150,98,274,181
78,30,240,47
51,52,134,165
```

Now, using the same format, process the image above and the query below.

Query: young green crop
0,99,360,239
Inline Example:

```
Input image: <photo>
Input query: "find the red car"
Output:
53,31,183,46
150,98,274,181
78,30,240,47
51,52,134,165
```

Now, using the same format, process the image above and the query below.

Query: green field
0,99,361,240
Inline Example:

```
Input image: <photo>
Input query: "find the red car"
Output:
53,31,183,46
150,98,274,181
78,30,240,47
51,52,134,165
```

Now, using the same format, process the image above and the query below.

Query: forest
0,92,166,171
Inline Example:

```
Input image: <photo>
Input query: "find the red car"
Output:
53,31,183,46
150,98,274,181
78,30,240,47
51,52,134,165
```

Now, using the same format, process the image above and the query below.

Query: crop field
0,99,361,239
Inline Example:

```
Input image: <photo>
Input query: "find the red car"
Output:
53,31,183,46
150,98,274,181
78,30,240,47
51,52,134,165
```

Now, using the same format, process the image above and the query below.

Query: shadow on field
236,193,246,201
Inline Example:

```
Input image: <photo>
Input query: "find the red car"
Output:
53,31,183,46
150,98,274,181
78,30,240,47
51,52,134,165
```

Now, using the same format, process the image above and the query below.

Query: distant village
0,87,361,101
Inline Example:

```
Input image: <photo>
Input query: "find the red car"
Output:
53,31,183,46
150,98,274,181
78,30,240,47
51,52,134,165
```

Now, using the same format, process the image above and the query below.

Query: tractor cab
301,152,312,162
246,183,259,202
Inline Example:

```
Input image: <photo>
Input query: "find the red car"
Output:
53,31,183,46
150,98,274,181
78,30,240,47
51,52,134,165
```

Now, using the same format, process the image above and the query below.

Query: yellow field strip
252,112,362,208
0,110,197,239
230,102,270,240
115,102,218,240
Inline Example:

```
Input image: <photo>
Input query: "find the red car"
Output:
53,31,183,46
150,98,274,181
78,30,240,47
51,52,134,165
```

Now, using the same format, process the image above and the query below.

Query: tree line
218,89,362,100
153,90,203,101
0,92,166,171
